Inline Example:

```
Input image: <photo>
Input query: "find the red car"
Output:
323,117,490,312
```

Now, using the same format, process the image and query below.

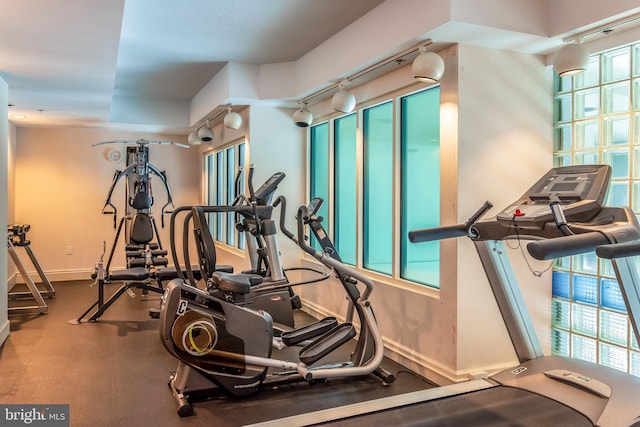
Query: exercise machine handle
526,231,610,260
273,196,296,242
596,240,640,259
408,200,493,243
408,224,469,243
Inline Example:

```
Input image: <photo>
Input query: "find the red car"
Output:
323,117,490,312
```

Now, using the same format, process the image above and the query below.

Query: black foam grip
408,224,468,243
596,240,640,259
527,232,610,260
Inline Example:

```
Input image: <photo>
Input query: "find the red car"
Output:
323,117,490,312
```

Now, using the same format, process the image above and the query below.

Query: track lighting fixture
331,82,356,113
198,120,214,142
412,46,445,82
223,106,242,129
553,41,589,76
293,103,313,127
188,130,200,146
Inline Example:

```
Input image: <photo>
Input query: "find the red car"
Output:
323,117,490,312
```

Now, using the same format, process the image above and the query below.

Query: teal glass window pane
215,151,225,241
553,154,571,167
603,46,630,83
602,116,629,146
634,44,640,77
572,274,598,305
599,342,628,372
602,150,630,179
574,151,599,164
400,87,440,287
551,328,570,356
574,120,599,149
602,82,630,114
552,270,570,299
634,79,640,110
310,123,329,250
600,310,628,346
571,304,597,337
554,73,572,93
571,334,597,362
601,279,627,312
552,299,570,330
574,56,600,89
630,352,640,377
554,124,572,152
573,252,598,274
606,181,629,207
334,114,357,265
226,147,235,245
554,94,572,123
633,113,640,144
238,143,246,250
363,101,393,275
574,88,600,120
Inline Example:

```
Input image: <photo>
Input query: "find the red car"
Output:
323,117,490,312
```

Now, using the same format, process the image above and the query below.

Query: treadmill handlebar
408,224,468,243
596,240,640,259
408,201,493,243
526,231,610,261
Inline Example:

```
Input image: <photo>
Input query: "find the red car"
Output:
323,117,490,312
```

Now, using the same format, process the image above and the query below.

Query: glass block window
552,43,640,376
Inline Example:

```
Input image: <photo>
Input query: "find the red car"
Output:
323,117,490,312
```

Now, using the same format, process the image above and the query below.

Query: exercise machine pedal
299,323,356,365
281,316,338,346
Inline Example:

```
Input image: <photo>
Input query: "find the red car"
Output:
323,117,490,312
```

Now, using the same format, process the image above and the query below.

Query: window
553,44,640,376
205,141,246,249
309,86,441,287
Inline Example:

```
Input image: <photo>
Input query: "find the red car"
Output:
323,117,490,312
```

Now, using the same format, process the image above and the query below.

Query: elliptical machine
159,198,393,416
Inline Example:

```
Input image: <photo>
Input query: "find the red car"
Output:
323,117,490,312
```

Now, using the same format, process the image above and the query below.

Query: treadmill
247,165,640,427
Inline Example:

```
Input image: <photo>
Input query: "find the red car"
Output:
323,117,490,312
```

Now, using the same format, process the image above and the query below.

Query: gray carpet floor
1,280,433,426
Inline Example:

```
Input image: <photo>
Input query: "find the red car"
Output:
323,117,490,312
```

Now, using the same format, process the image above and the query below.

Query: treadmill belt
317,386,592,427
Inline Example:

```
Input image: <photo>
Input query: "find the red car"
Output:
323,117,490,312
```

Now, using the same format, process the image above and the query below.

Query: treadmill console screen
496,165,611,229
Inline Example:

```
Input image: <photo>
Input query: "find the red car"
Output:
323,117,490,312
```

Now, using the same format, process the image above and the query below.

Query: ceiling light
412,47,445,82
223,106,242,129
198,121,214,142
553,42,589,76
331,82,356,113
293,103,313,127
188,130,200,146
10,115,26,119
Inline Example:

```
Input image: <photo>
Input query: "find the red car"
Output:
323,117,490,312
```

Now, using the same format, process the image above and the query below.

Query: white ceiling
1,0,385,131
3,0,640,133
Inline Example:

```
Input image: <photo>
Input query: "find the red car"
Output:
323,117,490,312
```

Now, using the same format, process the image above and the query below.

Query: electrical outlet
66,246,73,255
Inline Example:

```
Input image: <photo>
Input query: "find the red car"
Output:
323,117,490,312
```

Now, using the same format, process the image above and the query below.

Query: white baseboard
8,272,16,291
14,268,93,284
301,299,513,385
0,318,10,348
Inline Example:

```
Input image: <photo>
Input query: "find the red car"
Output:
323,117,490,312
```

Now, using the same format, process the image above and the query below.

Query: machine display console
496,165,611,229
254,172,286,205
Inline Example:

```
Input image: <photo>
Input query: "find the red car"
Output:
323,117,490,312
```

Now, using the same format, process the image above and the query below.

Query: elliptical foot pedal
299,323,356,365
281,317,338,346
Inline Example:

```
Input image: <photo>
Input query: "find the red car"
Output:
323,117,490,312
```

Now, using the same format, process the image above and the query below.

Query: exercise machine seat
109,267,150,282
211,271,263,294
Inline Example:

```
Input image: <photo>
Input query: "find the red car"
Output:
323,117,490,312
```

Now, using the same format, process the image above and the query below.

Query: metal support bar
474,240,544,362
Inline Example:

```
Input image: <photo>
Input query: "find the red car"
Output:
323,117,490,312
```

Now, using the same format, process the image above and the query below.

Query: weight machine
73,139,185,323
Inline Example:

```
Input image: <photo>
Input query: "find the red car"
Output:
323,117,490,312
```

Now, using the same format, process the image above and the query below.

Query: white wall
13,128,200,281
7,122,16,284
1,77,9,346
455,44,553,369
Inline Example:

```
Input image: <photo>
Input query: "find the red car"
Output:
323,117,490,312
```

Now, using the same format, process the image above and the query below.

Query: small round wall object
106,147,123,163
